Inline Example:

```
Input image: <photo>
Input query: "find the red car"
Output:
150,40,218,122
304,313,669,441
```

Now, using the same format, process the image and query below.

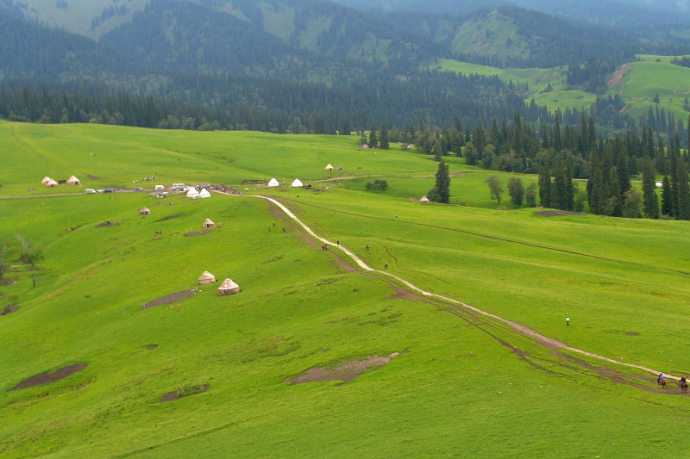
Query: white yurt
291,179,304,188
325,164,334,171
186,187,200,199
268,178,280,187
46,179,58,188
67,176,81,185
199,188,211,199
198,271,217,286
420,196,430,205
41,176,52,185
218,278,241,296
203,218,215,228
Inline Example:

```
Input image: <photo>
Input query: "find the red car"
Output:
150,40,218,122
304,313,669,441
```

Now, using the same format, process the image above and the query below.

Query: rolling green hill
1,122,690,457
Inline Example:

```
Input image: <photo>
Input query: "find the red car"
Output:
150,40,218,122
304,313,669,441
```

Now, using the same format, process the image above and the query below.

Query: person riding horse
680,376,688,393
658,373,667,388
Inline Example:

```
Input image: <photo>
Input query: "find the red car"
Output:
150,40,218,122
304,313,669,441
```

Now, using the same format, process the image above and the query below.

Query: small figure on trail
384,263,388,269
273,222,276,227
679,376,687,393
337,240,340,246
566,317,570,326
282,227,286,232
325,245,328,251
268,226,271,232
366,244,370,250
658,373,667,389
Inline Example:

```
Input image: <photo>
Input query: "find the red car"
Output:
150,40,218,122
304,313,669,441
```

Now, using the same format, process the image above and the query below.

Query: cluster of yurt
42,176,80,187
186,187,211,199
197,271,241,296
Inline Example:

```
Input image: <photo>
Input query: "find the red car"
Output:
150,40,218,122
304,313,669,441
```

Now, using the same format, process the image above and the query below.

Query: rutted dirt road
217,191,681,382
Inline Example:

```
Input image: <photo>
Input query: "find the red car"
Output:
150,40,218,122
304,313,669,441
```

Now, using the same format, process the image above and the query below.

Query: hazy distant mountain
331,0,689,26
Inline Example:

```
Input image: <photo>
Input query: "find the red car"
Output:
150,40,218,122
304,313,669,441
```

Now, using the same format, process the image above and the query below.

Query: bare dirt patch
185,230,213,237
148,344,159,350
160,385,209,402
86,174,99,180
9,364,88,391
627,332,640,337
284,354,400,385
1,277,18,286
608,64,631,89
142,290,196,309
535,211,586,217
2,304,19,315
97,221,120,228
156,214,183,222
332,253,358,274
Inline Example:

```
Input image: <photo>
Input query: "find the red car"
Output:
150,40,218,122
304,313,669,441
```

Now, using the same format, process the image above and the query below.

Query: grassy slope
450,10,530,61
1,122,690,457
610,57,690,121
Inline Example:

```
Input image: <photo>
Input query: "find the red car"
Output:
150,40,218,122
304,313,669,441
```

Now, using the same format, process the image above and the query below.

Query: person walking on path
566,317,570,326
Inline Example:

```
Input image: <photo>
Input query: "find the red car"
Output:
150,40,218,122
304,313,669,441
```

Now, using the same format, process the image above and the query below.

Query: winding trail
217,191,679,381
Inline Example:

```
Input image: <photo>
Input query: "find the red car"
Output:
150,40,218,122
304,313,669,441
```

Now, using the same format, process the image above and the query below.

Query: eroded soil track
216,191,683,385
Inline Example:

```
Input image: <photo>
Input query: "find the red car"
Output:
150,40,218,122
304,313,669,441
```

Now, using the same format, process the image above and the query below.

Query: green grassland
450,11,530,62
2,122,690,457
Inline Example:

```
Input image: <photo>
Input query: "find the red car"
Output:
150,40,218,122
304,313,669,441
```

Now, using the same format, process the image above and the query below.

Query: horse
681,382,688,394
657,378,667,389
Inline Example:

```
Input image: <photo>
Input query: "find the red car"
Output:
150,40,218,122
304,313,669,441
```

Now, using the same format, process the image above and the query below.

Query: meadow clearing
1,122,690,457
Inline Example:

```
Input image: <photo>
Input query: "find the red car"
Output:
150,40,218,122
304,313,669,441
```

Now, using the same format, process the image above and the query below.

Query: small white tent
186,187,200,199
268,178,280,187
420,196,430,205
41,177,52,185
291,179,304,188
199,188,211,199
198,271,217,286
46,179,58,188
67,176,80,185
325,164,334,171
218,278,241,296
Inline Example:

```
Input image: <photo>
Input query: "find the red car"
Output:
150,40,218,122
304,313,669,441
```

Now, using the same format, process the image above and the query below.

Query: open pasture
1,122,690,457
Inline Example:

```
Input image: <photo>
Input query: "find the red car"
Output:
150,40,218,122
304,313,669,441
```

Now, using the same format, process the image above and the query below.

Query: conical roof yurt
198,271,217,286
67,175,80,185
218,278,241,296
420,196,430,205
186,187,200,199
325,164,334,171
139,207,151,215
291,178,304,187
199,188,211,199
203,218,215,228
268,178,280,187
46,179,58,187
41,176,52,185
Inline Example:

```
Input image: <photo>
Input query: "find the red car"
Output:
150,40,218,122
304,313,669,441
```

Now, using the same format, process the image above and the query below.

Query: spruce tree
604,167,622,217
538,166,552,208
429,161,450,204
617,149,631,199
508,177,524,207
590,166,605,215
553,111,563,152
552,158,568,210
676,157,690,220
566,157,574,211
368,121,378,148
641,157,660,219
379,123,389,150
661,175,673,216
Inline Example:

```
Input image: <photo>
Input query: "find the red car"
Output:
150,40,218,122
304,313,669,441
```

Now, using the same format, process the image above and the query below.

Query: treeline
670,56,690,68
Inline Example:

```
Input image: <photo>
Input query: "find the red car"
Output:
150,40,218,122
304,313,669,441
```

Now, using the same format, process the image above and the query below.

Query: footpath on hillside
215,190,680,383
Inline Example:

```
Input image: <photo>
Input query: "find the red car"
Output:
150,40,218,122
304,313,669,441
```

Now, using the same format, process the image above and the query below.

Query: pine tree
565,157,574,211
677,157,690,220
508,177,524,207
553,111,562,152
368,120,378,148
617,149,631,199
379,123,389,150
604,167,622,217
641,157,660,219
661,175,673,216
429,161,450,204
538,166,552,208
552,158,568,210
590,166,605,215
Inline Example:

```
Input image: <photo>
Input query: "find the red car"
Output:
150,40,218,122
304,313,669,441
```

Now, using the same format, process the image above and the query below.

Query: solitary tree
524,183,537,207
485,175,504,205
379,124,389,150
428,161,451,203
508,177,524,207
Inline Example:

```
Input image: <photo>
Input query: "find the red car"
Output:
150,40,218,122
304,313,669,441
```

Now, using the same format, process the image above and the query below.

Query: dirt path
215,191,681,381
608,64,631,89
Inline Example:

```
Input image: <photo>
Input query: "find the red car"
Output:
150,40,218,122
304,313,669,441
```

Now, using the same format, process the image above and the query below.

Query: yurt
67,176,81,185
46,179,58,188
186,187,200,199
203,218,215,228
41,177,52,185
139,207,151,216
198,271,217,286
291,178,304,188
420,196,430,205
199,188,211,199
218,278,241,296
268,178,280,187
325,164,334,171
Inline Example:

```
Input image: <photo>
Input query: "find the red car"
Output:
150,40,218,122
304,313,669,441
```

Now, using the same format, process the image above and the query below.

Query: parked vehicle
85,189,96,194
133,187,144,192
